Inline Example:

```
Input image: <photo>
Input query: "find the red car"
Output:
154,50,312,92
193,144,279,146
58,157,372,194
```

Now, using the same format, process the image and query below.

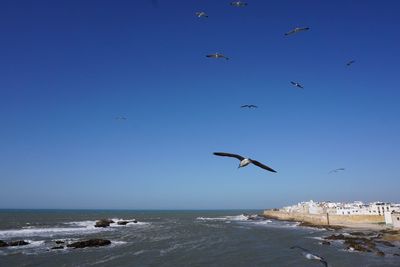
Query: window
397,217,399,221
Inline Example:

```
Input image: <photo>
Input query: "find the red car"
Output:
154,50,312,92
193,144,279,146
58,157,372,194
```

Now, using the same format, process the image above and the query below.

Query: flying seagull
195,11,208,18
213,152,277,173
115,116,127,121
329,168,345,174
346,60,355,66
291,246,328,267
285,27,310,36
291,81,304,89
241,105,258,108
231,1,248,7
206,53,229,60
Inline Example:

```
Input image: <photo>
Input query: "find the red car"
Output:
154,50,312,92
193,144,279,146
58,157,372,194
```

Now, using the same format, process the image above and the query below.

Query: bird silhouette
241,105,258,108
291,81,304,89
285,27,310,36
231,1,248,7
195,11,208,18
206,53,229,60
291,246,328,267
213,152,277,173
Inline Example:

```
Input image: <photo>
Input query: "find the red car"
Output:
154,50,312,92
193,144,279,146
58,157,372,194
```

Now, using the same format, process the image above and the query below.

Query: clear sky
1,0,400,209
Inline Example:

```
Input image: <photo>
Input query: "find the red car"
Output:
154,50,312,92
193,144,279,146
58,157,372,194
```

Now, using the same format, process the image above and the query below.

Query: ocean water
0,210,399,267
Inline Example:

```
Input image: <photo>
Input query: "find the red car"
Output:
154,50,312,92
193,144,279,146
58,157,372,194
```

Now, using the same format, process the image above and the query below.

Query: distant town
273,200,400,228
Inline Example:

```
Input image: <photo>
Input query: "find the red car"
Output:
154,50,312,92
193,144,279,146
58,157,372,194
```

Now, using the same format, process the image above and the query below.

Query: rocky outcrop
375,251,385,257
0,240,8,247
95,219,115,228
67,239,111,248
8,240,29,246
324,233,398,255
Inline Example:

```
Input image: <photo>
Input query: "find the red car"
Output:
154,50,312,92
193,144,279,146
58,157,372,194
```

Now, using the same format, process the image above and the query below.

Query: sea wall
263,210,384,225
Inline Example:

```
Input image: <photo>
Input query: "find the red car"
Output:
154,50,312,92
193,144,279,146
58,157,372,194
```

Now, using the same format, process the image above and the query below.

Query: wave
196,215,249,221
0,227,103,238
0,219,149,239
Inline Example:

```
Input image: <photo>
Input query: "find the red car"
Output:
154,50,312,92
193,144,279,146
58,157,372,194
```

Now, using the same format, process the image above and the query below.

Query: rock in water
8,240,30,246
51,246,64,250
67,239,111,248
321,241,331,245
376,251,385,257
95,219,115,228
55,240,65,244
0,240,8,247
117,221,130,225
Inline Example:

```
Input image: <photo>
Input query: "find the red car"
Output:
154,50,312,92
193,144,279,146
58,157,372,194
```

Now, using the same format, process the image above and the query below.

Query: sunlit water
0,210,399,266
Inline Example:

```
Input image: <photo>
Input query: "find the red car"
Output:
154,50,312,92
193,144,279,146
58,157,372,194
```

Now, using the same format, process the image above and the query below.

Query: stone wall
263,210,384,225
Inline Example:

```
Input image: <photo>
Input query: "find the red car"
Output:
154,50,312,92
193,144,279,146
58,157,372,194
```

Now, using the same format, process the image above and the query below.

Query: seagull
206,53,229,60
291,246,328,267
285,27,310,36
290,81,304,89
213,152,277,173
329,168,345,174
231,1,248,7
241,105,258,108
115,116,127,121
346,60,355,66
195,11,208,18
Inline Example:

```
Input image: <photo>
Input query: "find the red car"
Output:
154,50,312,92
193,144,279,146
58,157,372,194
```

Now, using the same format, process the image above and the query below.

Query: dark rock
350,232,368,236
393,253,400,256
67,239,111,249
132,220,138,223
375,240,395,247
95,219,114,228
51,246,64,250
346,244,372,253
376,251,385,257
117,221,129,225
321,241,331,245
325,234,346,240
0,240,8,247
55,240,65,244
8,240,29,246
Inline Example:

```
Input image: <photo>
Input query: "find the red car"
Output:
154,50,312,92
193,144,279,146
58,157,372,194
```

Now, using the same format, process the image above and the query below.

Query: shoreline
262,210,400,242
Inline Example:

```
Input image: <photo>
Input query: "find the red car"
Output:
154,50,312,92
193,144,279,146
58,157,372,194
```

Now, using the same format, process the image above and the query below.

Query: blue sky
1,0,399,209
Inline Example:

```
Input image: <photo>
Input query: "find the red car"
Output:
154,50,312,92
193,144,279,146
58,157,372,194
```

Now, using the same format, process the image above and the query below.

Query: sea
0,210,399,267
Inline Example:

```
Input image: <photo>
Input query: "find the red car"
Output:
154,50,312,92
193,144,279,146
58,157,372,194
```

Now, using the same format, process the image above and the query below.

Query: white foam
5,240,45,249
252,220,273,225
0,227,104,238
196,214,249,222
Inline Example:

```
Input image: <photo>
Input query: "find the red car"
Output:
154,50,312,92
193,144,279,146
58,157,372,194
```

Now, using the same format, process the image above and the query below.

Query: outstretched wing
213,152,245,161
241,105,249,108
320,260,328,267
285,29,295,36
251,160,277,173
300,27,310,31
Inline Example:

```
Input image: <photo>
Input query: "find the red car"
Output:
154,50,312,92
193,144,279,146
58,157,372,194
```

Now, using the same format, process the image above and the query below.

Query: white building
392,212,400,229
282,200,400,218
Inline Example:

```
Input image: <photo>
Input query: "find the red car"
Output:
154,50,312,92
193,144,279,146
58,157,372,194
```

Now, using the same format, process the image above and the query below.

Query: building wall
263,210,384,225
392,213,400,229
385,211,393,225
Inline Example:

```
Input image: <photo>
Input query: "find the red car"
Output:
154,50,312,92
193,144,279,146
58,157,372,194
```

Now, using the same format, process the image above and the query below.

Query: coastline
263,209,400,242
